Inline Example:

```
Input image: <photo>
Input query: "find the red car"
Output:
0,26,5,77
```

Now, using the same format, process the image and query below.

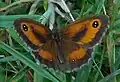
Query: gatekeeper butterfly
13,15,109,71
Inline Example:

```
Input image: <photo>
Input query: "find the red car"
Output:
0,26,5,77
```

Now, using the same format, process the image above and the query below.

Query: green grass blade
0,56,17,62
7,28,30,52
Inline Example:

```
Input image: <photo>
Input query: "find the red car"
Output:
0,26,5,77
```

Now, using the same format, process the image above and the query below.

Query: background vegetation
0,0,120,82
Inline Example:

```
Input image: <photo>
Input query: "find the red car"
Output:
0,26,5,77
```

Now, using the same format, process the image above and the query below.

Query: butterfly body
14,15,109,71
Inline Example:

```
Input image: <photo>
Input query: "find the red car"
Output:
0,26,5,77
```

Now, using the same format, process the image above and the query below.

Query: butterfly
13,15,109,71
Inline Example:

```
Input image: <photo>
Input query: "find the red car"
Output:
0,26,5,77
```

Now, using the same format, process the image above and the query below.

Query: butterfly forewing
14,18,50,49
62,15,109,47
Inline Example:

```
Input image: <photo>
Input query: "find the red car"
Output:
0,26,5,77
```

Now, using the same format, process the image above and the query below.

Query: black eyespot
92,21,99,28
22,24,28,31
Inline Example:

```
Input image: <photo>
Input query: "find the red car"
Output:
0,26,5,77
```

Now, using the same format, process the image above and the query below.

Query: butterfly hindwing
57,40,93,71
67,48,93,70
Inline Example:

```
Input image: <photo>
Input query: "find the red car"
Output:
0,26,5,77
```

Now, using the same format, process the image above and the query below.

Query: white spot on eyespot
72,59,75,62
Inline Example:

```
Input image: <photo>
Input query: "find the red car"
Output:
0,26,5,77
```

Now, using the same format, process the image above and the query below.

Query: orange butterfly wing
14,18,50,49
60,15,109,70
62,15,109,47
14,18,56,63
